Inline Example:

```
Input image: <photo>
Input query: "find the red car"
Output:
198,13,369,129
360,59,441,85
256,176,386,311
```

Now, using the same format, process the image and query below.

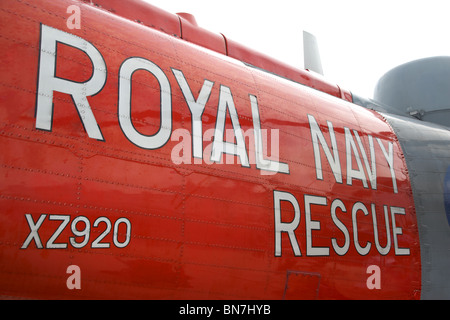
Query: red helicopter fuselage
0,0,423,299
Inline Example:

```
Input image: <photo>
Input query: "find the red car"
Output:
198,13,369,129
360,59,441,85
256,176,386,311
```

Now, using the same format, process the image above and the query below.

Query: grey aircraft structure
351,56,450,299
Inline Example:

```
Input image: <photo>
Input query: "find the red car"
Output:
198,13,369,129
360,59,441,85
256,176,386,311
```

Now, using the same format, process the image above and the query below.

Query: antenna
303,31,324,75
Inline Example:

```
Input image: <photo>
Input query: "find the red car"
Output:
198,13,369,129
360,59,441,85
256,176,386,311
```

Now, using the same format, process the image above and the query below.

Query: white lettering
250,95,289,174
70,216,90,248
35,24,106,140
354,131,377,190
264,305,270,314
372,204,391,255
391,206,410,255
22,215,131,250
308,114,342,183
273,190,301,256
211,85,250,167
330,199,350,256
352,202,372,255
179,305,213,317
118,57,172,149
345,127,368,188
113,217,132,248
377,138,398,193
46,215,70,249
273,194,410,257
223,305,270,315
172,69,214,159
304,195,329,256
21,214,47,249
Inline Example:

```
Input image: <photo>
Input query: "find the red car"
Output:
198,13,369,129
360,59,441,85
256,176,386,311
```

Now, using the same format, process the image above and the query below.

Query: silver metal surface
303,31,324,75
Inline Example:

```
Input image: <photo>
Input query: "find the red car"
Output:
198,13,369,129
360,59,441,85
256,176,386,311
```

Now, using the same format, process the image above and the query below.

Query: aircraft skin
0,0,448,299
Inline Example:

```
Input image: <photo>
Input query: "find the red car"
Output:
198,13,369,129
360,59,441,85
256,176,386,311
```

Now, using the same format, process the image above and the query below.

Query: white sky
144,0,450,98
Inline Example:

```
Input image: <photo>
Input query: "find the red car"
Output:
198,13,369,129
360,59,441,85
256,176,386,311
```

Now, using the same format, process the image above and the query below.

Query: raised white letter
391,206,410,255
21,214,47,249
371,204,391,255
274,191,301,256
36,24,106,140
352,202,371,255
211,85,249,167
250,95,289,174
304,195,329,256
345,127,368,188
308,114,342,183
331,199,350,256
172,69,214,159
354,131,377,190
118,57,172,149
377,138,398,193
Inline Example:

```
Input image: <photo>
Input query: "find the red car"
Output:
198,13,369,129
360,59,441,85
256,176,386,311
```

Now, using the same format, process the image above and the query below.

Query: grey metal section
374,56,450,128
303,31,324,75
381,112,450,299
352,93,405,116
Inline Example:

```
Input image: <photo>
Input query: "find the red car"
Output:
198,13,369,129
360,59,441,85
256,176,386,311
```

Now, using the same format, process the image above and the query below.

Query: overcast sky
144,0,450,98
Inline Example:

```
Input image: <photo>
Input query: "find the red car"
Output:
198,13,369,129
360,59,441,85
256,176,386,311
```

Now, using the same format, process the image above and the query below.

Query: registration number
21,214,131,249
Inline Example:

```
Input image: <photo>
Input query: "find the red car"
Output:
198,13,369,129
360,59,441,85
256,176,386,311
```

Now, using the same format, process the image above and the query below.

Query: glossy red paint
80,0,351,102
0,0,420,299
